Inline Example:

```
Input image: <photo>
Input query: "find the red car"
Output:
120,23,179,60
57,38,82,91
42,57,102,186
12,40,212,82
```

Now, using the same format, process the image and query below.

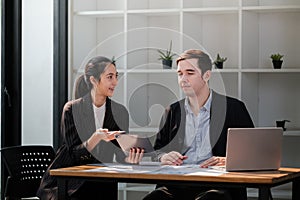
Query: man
143,49,254,200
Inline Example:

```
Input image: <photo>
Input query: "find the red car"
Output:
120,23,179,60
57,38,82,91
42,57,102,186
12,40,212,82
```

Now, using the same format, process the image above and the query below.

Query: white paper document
86,163,226,176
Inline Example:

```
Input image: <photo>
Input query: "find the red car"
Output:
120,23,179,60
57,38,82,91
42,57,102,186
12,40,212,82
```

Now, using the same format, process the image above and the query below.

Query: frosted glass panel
22,0,53,145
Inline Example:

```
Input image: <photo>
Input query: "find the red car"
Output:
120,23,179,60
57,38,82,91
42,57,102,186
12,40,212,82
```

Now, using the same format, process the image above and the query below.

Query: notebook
116,134,155,157
210,127,283,172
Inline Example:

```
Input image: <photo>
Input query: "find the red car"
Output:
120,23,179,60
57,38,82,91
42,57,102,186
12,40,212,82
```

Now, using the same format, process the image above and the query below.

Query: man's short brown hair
176,49,212,73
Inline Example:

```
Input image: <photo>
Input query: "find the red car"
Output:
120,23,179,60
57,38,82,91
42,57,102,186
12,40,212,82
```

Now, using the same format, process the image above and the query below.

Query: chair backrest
1,145,55,199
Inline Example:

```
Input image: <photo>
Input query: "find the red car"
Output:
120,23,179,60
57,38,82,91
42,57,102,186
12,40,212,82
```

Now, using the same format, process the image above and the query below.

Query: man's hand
160,151,188,166
199,156,226,168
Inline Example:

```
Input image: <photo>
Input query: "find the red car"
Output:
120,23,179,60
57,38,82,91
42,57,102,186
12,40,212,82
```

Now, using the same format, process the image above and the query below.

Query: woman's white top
93,102,106,130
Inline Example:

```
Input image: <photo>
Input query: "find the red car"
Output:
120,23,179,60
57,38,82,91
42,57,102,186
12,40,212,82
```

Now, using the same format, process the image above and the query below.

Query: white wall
22,0,53,145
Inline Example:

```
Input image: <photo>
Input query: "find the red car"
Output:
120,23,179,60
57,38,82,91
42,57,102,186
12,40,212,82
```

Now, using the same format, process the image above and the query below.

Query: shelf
283,130,300,137
74,10,124,18
127,9,180,16
211,69,240,73
243,5,300,13
183,7,239,14
73,5,300,16
242,7,300,70
241,68,300,73
75,68,300,74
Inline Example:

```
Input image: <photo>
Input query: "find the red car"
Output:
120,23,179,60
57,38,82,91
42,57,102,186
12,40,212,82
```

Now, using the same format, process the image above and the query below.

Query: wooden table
50,165,300,200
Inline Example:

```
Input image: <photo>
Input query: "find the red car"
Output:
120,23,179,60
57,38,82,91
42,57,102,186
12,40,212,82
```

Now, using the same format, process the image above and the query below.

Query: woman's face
95,64,118,97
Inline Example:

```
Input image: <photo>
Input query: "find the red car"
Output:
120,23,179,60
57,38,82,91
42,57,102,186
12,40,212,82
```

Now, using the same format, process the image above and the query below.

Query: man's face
177,58,209,97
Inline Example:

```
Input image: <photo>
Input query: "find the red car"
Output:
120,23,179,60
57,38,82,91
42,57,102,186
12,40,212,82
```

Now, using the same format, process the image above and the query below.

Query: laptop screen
225,127,283,171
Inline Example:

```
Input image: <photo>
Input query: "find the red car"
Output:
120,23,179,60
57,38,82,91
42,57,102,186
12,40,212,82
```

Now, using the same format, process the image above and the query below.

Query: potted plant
157,40,176,69
270,53,284,69
276,119,291,131
213,53,227,69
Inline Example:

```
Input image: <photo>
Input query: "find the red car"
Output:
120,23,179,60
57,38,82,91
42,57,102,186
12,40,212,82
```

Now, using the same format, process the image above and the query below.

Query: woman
37,56,143,200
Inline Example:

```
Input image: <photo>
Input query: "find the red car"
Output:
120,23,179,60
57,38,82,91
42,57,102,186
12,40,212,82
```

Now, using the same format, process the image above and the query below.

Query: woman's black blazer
37,94,129,198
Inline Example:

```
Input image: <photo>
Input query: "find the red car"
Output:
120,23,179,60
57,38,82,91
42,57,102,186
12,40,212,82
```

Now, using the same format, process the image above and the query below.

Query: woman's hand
100,129,124,142
199,156,226,168
160,151,187,166
93,129,124,142
84,129,123,151
125,147,144,164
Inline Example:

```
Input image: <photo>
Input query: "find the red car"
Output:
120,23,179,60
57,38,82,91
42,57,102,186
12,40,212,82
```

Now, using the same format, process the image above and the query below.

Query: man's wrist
158,153,166,162
83,140,89,149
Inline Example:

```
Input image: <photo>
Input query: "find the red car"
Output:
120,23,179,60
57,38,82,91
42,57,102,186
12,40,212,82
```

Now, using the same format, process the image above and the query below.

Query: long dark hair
74,74,89,99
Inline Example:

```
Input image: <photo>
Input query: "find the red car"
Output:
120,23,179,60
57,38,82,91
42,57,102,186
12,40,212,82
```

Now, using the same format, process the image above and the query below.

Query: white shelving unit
69,0,300,199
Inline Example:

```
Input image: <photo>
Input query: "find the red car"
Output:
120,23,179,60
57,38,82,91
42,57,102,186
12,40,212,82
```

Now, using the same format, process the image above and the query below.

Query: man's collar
184,90,212,114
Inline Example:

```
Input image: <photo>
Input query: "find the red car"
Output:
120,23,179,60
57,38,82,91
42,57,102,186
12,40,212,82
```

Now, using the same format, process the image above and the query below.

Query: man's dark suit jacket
152,90,254,199
154,90,254,157
37,94,129,199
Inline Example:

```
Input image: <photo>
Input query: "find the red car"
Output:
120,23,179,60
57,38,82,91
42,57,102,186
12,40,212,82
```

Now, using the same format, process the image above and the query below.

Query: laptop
115,134,155,157
210,127,283,172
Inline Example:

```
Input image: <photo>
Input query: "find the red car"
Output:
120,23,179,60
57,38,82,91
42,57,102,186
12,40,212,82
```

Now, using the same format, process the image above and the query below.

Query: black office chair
1,145,55,199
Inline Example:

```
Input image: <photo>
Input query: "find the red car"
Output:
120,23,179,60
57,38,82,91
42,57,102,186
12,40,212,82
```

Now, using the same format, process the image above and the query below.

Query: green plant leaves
157,40,176,61
270,53,284,61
